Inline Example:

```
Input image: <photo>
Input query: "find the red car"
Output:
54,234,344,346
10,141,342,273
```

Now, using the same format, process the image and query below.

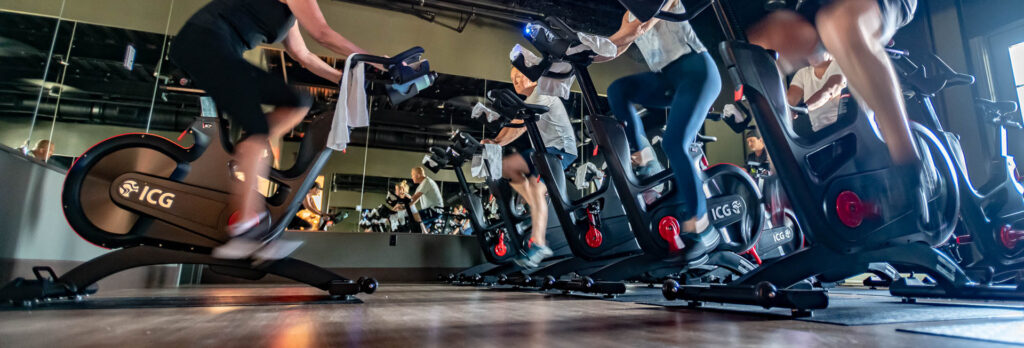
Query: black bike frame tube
573,64,604,116
712,0,740,42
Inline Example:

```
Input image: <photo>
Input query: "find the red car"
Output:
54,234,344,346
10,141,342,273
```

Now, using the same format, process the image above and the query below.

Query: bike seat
976,98,1018,116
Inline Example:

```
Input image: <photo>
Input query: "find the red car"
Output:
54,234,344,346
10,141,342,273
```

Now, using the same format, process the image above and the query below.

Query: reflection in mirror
0,8,64,167
0,7,182,172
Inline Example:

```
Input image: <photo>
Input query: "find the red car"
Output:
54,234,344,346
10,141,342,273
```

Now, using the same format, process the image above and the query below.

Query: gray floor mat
639,295,1024,326
898,320,1024,346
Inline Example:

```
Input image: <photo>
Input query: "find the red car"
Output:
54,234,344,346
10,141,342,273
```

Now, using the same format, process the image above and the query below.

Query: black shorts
797,0,917,44
169,22,311,135
419,207,442,222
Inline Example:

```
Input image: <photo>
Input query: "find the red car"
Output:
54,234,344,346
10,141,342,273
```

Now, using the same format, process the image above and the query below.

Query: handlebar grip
946,73,975,88
653,0,712,22
512,55,549,82
995,100,1019,113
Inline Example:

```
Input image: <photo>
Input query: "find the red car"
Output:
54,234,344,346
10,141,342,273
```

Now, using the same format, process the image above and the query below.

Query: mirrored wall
0,7,609,235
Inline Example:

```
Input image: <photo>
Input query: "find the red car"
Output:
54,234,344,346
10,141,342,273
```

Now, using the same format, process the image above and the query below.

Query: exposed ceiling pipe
335,0,537,26
442,0,545,18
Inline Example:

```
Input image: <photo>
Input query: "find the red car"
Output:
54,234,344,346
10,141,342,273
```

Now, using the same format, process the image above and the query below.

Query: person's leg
267,107,309,140
503,153,546,247
226,65,313,236
815,0,919,165
660,53,722,232
606,72,675,167
410,210,429,234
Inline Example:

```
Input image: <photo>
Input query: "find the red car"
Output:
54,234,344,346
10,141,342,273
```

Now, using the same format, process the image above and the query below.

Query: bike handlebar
348,47,432,85
616,0,713,22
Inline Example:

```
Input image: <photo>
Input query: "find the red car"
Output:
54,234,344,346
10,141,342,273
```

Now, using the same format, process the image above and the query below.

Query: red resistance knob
836,191,874,228
586,225,603,248
1014,166,1023,185
1000,225,1024,250
658,216,686,253
955,235,973,245
585,209,603,248
494,232,508,257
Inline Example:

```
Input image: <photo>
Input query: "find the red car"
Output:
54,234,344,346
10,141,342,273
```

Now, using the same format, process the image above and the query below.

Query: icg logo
712,199,743,220
119,180,140,198
118,179,176,208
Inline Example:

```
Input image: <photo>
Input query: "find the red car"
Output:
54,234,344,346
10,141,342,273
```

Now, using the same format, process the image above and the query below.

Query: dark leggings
169,22,311,135
606,52,721,220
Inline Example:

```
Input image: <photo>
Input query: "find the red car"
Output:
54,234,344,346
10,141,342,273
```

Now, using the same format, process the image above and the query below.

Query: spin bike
513,17,761,288
426,129,578,287
0,47,436,305
623,0,1024,313
482,88,658,296
889,48,1024,286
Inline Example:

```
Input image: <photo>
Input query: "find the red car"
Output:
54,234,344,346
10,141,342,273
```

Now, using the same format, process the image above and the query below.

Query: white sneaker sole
212,238,265,260
253,239,304,261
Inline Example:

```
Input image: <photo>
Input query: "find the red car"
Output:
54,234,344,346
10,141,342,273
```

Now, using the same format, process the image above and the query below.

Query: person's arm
287,0,370,58
786,85,804,107
594,12,658,63
804,75,846,110
482,119,527,146
282,23,343,83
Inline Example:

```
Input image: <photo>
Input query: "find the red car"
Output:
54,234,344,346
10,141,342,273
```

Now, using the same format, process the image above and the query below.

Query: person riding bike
749,0,923,194
598,0,722,241
170,0,383,259
481,67,578,268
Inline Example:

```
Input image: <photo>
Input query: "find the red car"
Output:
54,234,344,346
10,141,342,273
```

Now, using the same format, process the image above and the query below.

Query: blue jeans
606,52,721,220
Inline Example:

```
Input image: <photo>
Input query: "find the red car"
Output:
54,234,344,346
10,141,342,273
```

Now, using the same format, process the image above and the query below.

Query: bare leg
504,154,547,247
230,106,308,235
267,106,309,139
527,180,548,246
231,135,270,235
816,0,919,164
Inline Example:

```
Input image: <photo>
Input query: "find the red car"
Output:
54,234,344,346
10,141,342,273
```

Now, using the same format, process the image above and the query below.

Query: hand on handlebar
480,139,497,145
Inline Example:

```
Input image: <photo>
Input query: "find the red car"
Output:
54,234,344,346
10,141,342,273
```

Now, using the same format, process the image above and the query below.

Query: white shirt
791,62,845,131
414,176,443,210
629,1,707,72
524,89,578,157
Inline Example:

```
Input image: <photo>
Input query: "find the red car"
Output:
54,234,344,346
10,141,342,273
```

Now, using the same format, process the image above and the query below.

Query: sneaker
891,163,929,224
213,212,273,260
636,160,664,179
252,239,304,261
677,224,721,262
514,244,553,269
637,161,665,205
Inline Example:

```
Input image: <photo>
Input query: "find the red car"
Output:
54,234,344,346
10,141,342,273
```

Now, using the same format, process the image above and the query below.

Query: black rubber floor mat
898,320,1024,346
639,296,1024,326
0,294,361,311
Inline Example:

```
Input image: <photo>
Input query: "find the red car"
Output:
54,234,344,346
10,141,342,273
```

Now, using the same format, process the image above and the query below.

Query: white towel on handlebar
510,45,574,100
422,154,438,168
471,144,502,181
471,102,501,123
327,55,370,151
566,32,617,58
574,162,605,190
509,33,617,100
723,103,744,124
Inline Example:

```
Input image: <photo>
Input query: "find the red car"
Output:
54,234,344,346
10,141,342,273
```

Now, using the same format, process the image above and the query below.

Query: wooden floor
0,283,1018,347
